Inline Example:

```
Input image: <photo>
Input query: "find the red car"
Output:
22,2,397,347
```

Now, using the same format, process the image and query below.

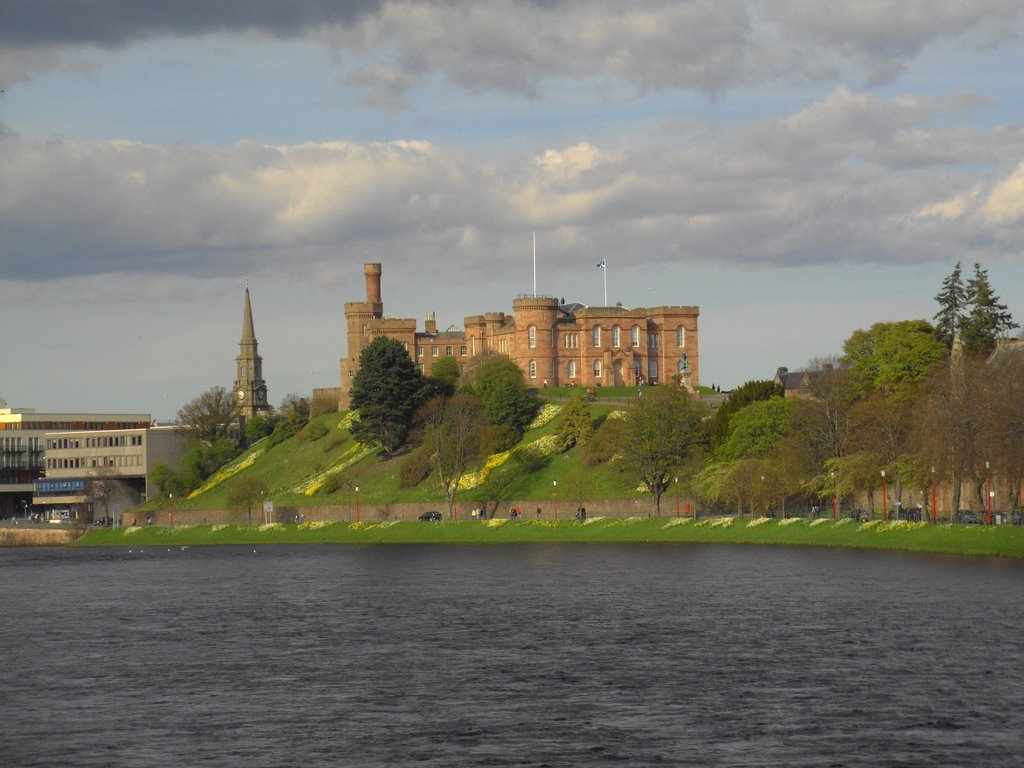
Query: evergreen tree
933,262,966,348
349,336,426,454
961,262,1017,356
555,387,594,451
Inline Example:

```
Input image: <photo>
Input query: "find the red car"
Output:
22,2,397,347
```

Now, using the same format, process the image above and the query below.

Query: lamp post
552,480,558,520
830,471,837,521
760,475,766,518
674,476,680,518
168,493,174,529
354,485,360,524
881,470,887,522
931,466,938,525
985,461,992,525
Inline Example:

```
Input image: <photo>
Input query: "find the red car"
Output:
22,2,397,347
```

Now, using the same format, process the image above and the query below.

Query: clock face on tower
237,389,246,401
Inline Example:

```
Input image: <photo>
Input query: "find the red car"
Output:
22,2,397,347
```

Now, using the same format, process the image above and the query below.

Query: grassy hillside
142,401,648,515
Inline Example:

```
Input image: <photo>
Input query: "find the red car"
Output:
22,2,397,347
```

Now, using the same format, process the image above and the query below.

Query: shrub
399,448,433,488
307,421,330,441
584,415,626,466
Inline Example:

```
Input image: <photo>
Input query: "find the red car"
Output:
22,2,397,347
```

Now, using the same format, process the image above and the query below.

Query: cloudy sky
2,1,1023,420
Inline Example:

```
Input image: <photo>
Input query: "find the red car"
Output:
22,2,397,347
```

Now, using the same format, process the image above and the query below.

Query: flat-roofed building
34,425,186,525
0,400,150,519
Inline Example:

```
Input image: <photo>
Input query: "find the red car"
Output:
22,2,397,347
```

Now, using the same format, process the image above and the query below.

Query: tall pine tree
961,262,1017,355
349,336,426,453
933,262,966,348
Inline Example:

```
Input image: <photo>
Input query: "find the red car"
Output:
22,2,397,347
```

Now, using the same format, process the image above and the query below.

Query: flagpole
532,232,537,298
603,260,608,306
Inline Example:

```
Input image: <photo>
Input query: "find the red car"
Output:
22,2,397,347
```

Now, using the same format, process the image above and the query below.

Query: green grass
74,518,1024,558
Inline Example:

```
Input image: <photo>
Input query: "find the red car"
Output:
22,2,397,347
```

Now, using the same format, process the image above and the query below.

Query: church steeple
233,285,269,418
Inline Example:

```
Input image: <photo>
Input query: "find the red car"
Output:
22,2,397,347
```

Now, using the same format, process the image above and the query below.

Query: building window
445,345,453,356
563,334,579,349
551,359,557,379
551,327,557,347
416,346,423,357
676,325,685,348
631,325,640,347
612,325,620,347
460,345,467,356
417,364,424,373
529,360,537,379
648,332,659,349
649,359,658,381
567,360,576,380
593,359,602,378
528,325,537,348
592,325,601,347
432,346,439,357
461,364,468,373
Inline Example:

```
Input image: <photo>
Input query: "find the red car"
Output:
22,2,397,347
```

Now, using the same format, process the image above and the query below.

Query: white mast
532,231,537,297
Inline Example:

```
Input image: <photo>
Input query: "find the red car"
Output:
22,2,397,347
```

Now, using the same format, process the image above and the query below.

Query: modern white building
0,398,151,519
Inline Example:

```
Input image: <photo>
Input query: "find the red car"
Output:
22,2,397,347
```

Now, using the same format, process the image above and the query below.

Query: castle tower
233,285,270,418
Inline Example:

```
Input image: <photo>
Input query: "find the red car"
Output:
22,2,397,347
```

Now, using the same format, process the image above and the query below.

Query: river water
1,543,1021,767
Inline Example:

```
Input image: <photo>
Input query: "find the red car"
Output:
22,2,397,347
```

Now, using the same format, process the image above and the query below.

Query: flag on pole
596,260,606,269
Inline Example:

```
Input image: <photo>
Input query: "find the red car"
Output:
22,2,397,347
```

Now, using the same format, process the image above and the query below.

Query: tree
933,262,966,348
462,353,538,446
842,320,945,396
428,356,460,396
716,398,791,462
226,476,270,526
278,393,311,420
349,336,426,454
618,386,707,515
709,379,782,450
555,387,594,452
788,361,859,463
961,262,1017,356
419,394,486,519
177,386,240,443
244,413,274,443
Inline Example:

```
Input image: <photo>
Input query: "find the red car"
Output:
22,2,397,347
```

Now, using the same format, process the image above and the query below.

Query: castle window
528,325,537,348
631,325,640,346
416,346,423,357
649,359,659,381
550,327,557,347
567,360,576,380
445,346,453,356
648,332,659,349
612,325,620,347
529,360,537,379
460,346,467,356
676,325,685,348
432,346,438,357
593,359,602,378
592,325,601,347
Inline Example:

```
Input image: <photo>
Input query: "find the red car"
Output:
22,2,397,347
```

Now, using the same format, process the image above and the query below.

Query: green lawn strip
74,519,1024,558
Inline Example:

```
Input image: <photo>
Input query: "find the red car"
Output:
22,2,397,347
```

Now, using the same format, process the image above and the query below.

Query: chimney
364,263,382,305
425,312,437,334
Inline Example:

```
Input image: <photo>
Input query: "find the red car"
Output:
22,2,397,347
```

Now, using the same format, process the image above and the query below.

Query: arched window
631,325,640,347
528,325,537,348
676,325,685,348
529,360,537,379
648,359,659,381
593,359,602,378
592,325,601,347
612,325,621,347
567,360,576,380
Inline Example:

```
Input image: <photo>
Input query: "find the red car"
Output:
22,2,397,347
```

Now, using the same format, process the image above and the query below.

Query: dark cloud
0,0,386,47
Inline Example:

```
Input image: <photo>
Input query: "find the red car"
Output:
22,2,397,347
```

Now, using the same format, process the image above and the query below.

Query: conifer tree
933,262,966,348
555,387,594,451
961,262,1017,356
349,336,426,453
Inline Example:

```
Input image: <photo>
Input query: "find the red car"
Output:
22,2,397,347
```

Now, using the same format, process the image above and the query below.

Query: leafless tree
177,386,240,443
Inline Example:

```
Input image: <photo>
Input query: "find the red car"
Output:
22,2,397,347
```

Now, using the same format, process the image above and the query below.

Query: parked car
418,511,442,522
955,510,982,525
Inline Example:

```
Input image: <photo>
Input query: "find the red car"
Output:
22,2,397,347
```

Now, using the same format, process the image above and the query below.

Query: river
1,543,1021,767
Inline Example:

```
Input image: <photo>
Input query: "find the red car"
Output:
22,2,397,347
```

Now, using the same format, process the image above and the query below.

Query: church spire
241,285,256,343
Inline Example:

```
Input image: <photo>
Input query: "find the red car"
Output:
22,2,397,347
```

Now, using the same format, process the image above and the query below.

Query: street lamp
830,471,837,521
760,475,766,518
881,470,887,522
985,461,992,525
931,466,938,525
674,476,680,518
552,480,558,520
168,493,174,529
354,485,360,524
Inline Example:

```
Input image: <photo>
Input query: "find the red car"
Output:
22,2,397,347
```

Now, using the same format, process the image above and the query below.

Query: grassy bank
74,517,1024,559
